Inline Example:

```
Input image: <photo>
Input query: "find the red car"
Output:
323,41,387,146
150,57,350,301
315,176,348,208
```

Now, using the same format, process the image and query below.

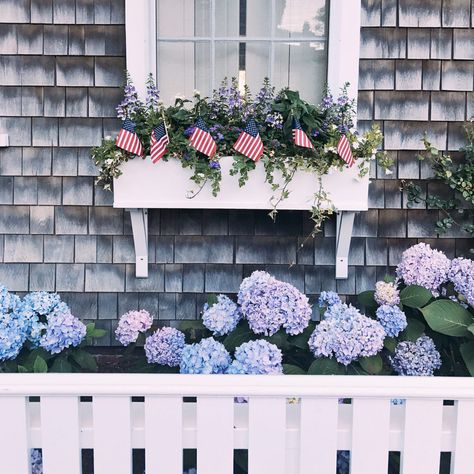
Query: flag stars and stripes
150,122,169,163
337,134,355,167
233,118,264,162
189,117,217,157
115,118,144,157
292,118,314,149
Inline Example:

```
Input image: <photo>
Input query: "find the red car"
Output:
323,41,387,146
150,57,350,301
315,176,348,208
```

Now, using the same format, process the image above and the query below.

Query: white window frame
125,0,361,105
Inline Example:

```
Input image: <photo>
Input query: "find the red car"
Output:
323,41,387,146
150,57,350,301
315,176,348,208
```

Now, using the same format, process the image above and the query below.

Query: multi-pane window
156,0,328,104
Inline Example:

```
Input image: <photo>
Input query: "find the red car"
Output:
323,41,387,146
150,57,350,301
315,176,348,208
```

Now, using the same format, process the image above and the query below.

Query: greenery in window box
92,74,392,234
403,123,474,242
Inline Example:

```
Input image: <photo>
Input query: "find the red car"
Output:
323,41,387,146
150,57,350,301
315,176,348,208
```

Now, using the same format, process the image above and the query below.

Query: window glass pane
273,41,327,103
157,0,211,37
275,0,327,38
215,0,239,37
245,0,272,37
157,42,211,103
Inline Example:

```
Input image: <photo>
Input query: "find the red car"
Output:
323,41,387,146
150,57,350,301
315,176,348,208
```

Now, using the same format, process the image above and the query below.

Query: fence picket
41,396,81,474
451,400,474,474
351,398,390,474
93,396,132,474
248,397,286,474
145,396,183,474
299,398,338,474
197,397,234,474
0,396,30,474
400,399,443,474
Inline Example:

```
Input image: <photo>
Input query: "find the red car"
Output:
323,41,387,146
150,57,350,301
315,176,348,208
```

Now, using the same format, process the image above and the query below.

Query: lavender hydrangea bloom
396,243,450,292
202,295,241,336
318,291,341,308
145,327,185,366
115,310,153,346
180,338,231,374
227,340,283,375
449,258,474,307
31,449,43,474
376,304,407,337
238,271,311,336
374,281,400,306
308,303,385,366
40,306,86,354
390,335,441,376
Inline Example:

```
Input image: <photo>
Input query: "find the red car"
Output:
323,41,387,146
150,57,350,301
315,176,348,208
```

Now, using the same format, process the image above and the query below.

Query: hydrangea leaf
357,290,377,309
359,355,383,375
400,285,433,308
307,358,345,375
460,341,474,377
71,349,97,372
283,364,306,375
383,337,397,353
50,357,73,373
33,356,48,373
17,365,28,373
223,322,255,352
264,330,290,351
420,300,473,337
399,318,425,342
288,322,316,350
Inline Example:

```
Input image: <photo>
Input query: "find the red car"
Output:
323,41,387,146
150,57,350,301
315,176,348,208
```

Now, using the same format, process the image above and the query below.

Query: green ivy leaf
70,349,97,371
420,300,473,337
33,356,48,373
359,355,383,375
283,364,306,375
307,358,345,375
400,285,433,308
460,341,474,377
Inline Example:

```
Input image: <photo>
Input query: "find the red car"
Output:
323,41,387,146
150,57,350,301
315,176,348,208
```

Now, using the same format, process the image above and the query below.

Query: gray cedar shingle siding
0,0,472,343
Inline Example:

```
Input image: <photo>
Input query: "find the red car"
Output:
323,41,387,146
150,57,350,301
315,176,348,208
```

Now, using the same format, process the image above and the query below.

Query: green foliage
283,364,307,375
460,341,474,376
399,318,426,342
420,300,473,337
358,354,383,375
399,285,433,308
307,358,346,375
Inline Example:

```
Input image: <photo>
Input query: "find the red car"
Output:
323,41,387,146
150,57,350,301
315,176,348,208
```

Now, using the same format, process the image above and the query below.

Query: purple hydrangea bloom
202,295,241,336
238,271,311,336
376,304,407,337
40,305,86,354
227,340,283,375
180,337,231,374
448,257,474,307
374,281,400,306
308,303,385,366
318,291,342,308
144,327,185,367
115,310,153,346
390,335,441,376
396,243,450,292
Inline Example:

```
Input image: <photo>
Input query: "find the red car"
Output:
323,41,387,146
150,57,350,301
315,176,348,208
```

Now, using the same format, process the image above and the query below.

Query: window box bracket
128,208,149,278
335,211,356,280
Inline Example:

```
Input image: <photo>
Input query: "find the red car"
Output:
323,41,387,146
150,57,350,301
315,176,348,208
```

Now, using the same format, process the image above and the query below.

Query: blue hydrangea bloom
318,291,341,308
202,295,241,336
22,291,61,316
308,303,385,366
376,304,407,337
396,243,450,292
0,313,28,361
40,305,86,354
449,257,474,307
0,284,21,313
115,309,153,346
227,340,283,375
180,337,231,374
145,327,185,367
390,335,442,376
30,449,43,474
238,271,311,336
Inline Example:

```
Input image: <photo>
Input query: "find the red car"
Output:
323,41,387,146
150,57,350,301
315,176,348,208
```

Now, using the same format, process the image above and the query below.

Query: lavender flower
40,305,86,354
208,161,221,169
448,257,474,307
145,74,160,111
396,243,450,292
320,94,334,110
308,303,385,366
184,126,195,138
202,295,241,336
116,79,142,120
180,337,231,374
390,335,441,376
376,304,407,337
144,327,185,367
374,281,400,306
238,271,311,336
115,310,153,346
227,340,283,375
318,291,341,309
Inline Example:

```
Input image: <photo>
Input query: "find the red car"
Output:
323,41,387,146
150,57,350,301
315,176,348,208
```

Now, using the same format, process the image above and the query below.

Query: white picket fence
1,374,474,474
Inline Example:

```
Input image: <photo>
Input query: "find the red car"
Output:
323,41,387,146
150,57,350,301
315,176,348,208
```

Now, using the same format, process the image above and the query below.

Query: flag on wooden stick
233,118,264,162
336,134,355,167
189,117,216,157
150,122,169,163
292,118,313,149
115,118,144,157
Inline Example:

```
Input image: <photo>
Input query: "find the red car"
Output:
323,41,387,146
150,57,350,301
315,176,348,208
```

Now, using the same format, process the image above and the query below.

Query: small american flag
292,118,313,149
337,134,355,167
150,123,169,163
189,117,216,157
115,118,144,157
233,118,264,162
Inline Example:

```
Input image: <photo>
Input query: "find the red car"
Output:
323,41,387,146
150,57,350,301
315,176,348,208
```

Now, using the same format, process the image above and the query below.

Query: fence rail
1,374,474,474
